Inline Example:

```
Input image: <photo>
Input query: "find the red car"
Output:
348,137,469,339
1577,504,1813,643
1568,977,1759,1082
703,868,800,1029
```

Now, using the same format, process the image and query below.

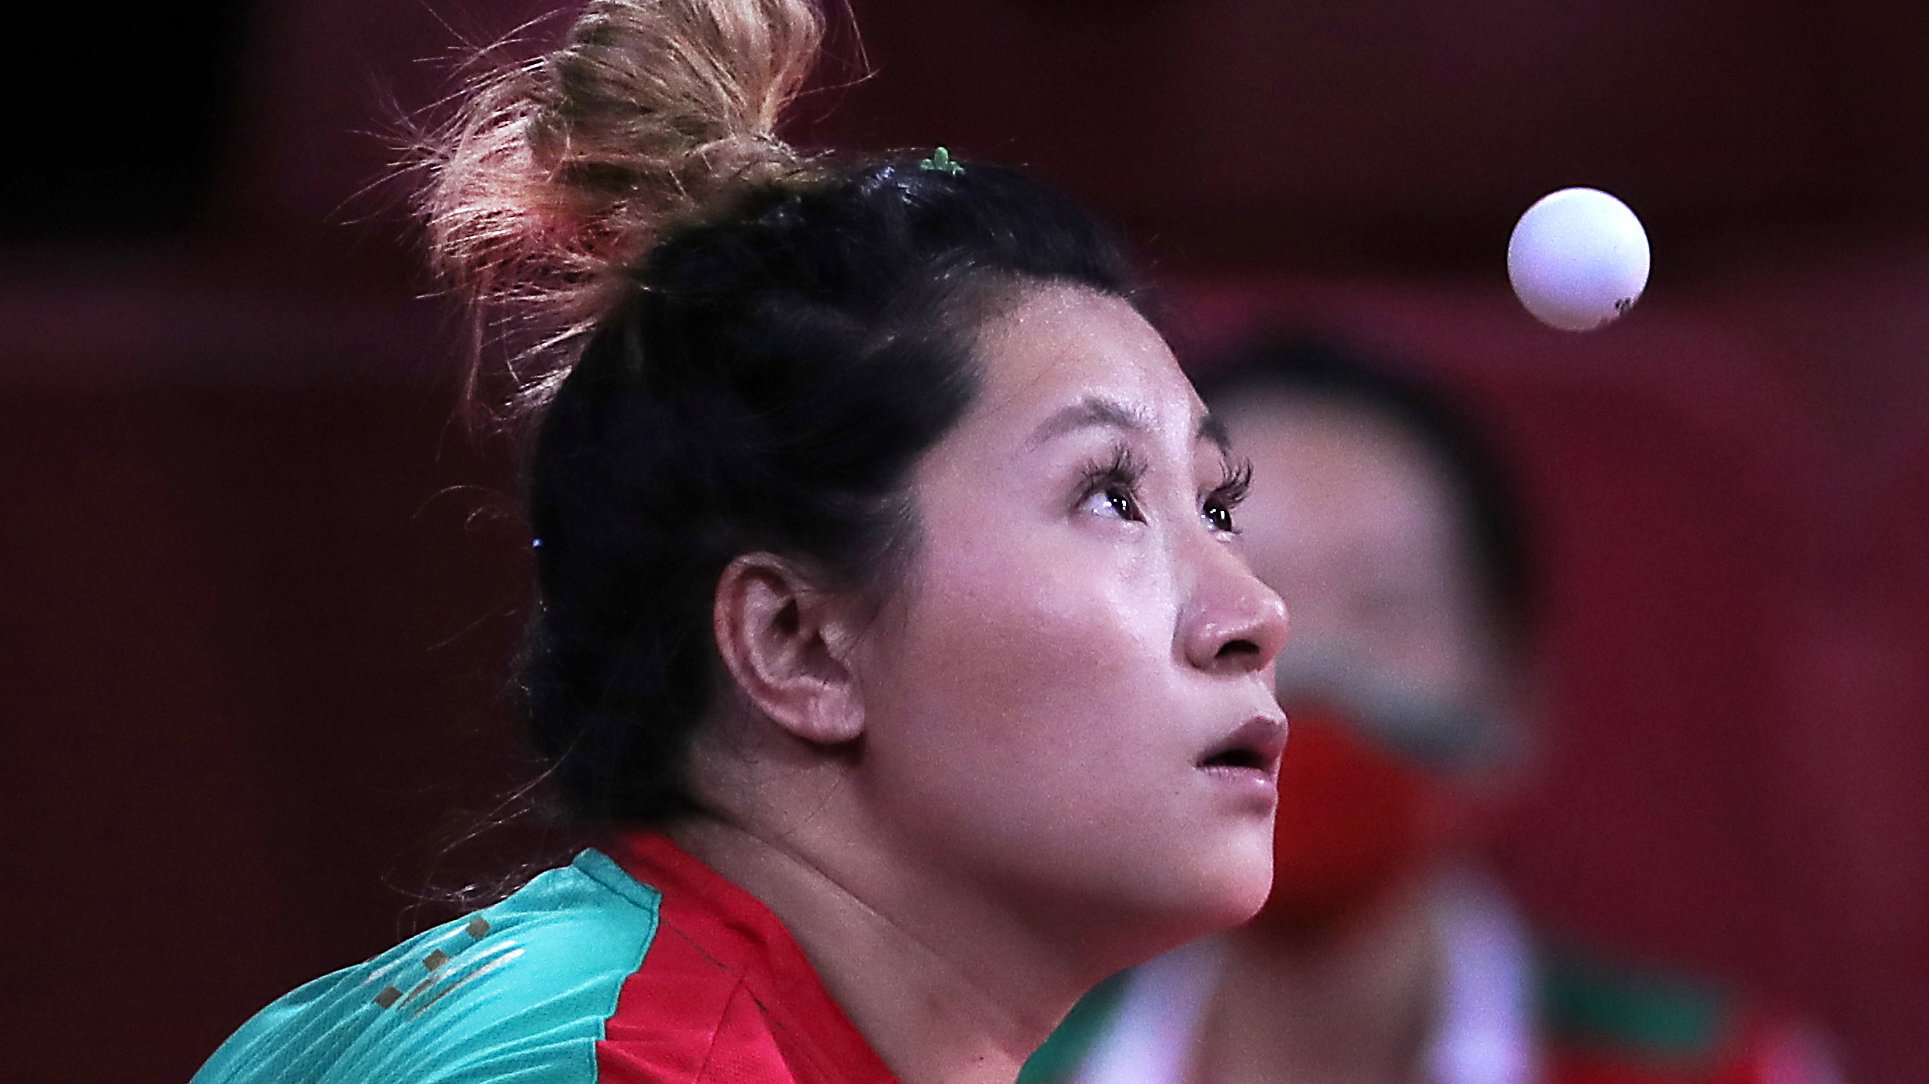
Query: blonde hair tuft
417,0,827,420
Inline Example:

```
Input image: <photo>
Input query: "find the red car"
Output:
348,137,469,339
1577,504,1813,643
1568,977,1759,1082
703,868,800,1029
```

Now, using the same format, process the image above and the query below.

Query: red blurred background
5,1,1924,1080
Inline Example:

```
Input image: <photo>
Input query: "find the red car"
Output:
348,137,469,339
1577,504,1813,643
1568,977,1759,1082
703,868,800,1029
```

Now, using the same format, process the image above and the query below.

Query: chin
1128,836,1276,952
1206,863,1276,930
1194,827,1279,923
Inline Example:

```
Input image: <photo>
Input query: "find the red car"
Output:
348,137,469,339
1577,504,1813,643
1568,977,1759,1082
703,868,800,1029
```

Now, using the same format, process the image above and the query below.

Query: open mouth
1199,746,1270,771
1196,715,1287,776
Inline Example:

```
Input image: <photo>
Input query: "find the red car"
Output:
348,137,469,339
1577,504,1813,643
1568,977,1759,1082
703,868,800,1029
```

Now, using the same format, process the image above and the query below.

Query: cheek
865,516,1179,772
1416,583,1504,704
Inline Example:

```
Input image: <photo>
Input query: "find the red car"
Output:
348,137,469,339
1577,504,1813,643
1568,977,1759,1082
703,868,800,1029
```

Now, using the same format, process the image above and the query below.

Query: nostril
1217,637,1262,661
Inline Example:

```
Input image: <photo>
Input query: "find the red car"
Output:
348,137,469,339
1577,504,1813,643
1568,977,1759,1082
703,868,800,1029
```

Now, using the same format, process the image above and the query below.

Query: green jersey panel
193,850,659,1084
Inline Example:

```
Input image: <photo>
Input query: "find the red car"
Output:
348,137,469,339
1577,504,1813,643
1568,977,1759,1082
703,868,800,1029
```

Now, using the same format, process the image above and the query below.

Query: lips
1196,714,1288,778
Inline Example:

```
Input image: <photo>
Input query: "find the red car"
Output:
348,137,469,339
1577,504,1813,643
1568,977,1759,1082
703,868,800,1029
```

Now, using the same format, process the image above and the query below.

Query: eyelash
1206,459,1253,534
1075,445,1252,535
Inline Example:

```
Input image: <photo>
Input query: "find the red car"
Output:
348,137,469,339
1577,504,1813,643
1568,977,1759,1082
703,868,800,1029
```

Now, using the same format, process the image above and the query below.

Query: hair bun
419,0,826,418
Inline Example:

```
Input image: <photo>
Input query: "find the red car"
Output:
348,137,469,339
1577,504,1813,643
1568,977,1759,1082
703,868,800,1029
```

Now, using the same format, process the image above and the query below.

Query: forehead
967,283,1200,428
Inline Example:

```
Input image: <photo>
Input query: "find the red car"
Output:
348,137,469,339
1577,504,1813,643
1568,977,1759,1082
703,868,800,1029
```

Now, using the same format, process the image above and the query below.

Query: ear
712,553,867,746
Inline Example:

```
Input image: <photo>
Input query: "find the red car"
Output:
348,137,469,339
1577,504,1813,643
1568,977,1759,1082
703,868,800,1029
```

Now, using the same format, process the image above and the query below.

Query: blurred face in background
1219,392,1506,719
1213,389,1520,928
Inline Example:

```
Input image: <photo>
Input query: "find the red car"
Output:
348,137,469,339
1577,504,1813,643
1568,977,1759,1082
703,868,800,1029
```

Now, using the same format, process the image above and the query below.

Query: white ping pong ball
1507,187,1650,331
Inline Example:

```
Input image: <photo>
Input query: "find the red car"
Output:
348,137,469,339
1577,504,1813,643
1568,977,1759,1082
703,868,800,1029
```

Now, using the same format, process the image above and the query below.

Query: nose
1182,539,1290,675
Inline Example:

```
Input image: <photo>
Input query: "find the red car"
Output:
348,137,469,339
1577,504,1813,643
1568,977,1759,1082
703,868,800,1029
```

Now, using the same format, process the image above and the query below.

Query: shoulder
1536,941,1841,1084
1020,941,1225,1084
195,850,671,1084
1018,973,1130,1084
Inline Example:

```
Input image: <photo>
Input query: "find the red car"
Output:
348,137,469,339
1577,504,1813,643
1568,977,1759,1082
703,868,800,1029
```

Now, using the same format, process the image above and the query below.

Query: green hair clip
918,146,964,175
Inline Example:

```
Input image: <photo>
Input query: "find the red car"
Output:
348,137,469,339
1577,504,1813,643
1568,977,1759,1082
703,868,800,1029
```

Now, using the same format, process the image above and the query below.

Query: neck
668,813,1085,1084
1198,877,1445,1084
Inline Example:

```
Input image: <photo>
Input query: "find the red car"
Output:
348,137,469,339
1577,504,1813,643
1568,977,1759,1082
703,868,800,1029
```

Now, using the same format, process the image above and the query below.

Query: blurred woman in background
1024,339,1842,1084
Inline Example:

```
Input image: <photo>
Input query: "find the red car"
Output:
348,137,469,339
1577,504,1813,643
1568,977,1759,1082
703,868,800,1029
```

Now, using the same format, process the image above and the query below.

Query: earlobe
712,554,867,746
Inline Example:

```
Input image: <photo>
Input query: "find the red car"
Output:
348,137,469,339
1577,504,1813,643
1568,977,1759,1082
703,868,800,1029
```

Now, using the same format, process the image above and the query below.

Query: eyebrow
1028,395,1234,454
1198,412,1232,454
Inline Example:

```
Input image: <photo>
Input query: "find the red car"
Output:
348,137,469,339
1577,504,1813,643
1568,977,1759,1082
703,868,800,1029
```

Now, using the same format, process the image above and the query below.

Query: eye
1202,500,1236,533
1088,482,1142,522
1201,458,1252,536
1076,445,1148,523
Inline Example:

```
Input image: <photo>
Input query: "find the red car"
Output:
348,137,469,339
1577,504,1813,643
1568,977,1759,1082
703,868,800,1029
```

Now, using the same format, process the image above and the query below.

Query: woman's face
847,284,1290,959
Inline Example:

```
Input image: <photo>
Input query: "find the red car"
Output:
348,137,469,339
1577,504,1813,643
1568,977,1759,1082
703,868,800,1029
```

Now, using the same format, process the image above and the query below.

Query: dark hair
523,161,1137,823
1195,337,1537,651
417,0,1143,824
